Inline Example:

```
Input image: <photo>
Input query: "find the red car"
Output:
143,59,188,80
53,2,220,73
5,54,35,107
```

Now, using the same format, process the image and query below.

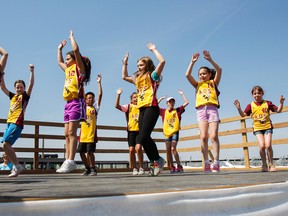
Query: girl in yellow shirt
234,86,285,172
186,50,222,173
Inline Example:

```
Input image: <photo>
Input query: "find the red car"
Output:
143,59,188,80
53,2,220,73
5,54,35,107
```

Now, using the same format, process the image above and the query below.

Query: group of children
0,32,285,178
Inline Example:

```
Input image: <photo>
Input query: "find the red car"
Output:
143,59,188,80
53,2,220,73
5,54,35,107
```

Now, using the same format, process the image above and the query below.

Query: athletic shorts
253,128,273,136
1,123,23,145
165,131,179,142
64,98,86,123
127,131,139,147
196,104,220,123
77,142,96,153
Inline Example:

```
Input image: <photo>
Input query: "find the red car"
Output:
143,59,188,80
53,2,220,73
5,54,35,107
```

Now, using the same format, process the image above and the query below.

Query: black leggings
137,106,160,161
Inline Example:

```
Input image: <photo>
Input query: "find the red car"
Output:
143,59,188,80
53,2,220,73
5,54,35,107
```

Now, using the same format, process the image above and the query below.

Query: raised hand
203,50,211,61
116,88,123,95
192,53,200,63
234,99,241,109
147,43,156,51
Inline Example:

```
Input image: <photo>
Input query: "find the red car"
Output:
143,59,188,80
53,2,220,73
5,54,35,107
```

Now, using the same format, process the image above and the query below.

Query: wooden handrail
0,105,287,172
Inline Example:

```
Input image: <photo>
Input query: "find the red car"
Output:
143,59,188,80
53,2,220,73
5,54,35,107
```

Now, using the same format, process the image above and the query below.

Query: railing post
34,125,39,171
240,119,250,168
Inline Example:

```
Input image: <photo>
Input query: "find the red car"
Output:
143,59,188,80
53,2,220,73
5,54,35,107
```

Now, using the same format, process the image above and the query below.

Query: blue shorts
1,123,23,145
253,128,273,135
165,131,179,142
64,98,86,123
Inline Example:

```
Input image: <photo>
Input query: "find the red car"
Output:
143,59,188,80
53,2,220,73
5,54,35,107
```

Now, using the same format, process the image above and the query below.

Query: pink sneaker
204,163,211,173
212,163,220,173
170,165,176,174
176,164,184,173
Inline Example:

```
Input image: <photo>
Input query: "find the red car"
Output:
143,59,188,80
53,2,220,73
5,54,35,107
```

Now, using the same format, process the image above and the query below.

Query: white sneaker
56,160,68,173
132,168,138,176
138,167,145,175
8,164,24,178
56,161,77,173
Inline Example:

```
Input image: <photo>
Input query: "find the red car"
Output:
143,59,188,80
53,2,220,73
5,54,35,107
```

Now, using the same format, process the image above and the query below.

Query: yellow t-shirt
80,105,98,143
195,80,219,108
251,101,271,131
127,104,139,132
7,91,30,128
163,109,180,138
135,72,157,108
63,64,85,101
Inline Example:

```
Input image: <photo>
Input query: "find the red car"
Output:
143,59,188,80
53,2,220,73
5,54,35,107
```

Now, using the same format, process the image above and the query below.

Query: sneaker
212,163,220,173
153,157,166,176
8,164,24,178
56,160,68,173
261,165,268,172
90,168,97,176
138,167,145,175
81,169,91,176
170,165,176,174
176,164,184,173
204,163,211,173
148,162,155,177
56,160,77,173
132,168,138,176
269,164,277,172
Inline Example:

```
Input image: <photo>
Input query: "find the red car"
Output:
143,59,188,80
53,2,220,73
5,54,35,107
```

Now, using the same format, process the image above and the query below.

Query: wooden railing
0,106,288,172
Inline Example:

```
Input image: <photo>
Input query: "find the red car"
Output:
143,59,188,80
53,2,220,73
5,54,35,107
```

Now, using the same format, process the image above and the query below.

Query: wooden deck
1,168,288,203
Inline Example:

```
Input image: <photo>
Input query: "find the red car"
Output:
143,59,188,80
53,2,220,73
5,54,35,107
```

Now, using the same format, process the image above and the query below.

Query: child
185,50,222,173
78,75,102,176
158,90,189,174
122,43,166,176
1,58,35,177
115,88,145,176
234,86,285,172
57,31,91,173
0,153,13,170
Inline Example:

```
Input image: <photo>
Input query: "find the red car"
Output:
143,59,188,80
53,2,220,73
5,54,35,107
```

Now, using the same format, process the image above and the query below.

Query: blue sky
1,0,288,161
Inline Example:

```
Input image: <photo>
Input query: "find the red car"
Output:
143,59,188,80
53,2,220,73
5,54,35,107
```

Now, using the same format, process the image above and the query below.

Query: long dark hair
67,51,91,85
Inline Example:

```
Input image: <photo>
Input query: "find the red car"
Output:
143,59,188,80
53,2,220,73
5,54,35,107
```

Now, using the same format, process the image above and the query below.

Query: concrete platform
1,169,288,202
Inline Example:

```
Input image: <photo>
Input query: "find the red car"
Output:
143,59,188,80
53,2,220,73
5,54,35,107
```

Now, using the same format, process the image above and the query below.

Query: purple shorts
196,104,220,123
64,98,86,123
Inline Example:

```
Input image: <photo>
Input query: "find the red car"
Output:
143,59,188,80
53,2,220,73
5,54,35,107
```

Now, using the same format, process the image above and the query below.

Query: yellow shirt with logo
7,91,30,128
195,80,219,108
127,104,139,132
63,64,84,101
251,101,272,131
135,72,157,108
80,105,98,143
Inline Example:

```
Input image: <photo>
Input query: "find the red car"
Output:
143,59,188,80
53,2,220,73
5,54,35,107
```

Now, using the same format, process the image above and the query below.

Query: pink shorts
64,98,86,123
196,105,220,123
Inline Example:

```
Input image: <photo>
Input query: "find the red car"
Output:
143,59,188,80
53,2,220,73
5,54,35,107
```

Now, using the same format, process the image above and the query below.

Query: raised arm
0,47,8,83
96,74,103,107
69,31,85,76
147,43,165,77
185,53,199,89
178,89,189,108
0,47,8,72
203,50,222,87
57,40,67,72
0,71,9,96
276,95,285,113
26,64,35,96
115,88,123,110
122,52,133,84
234,99,247,117
157,95,167,104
